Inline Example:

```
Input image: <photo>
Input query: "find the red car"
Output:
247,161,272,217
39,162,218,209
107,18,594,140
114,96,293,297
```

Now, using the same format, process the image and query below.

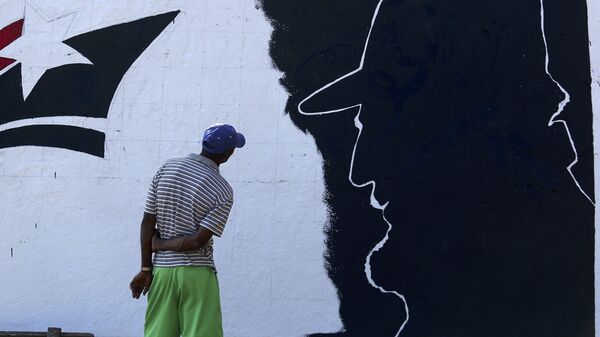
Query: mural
0,1,342,336
262,0,595,336
0,0,597,336
0,4,179,157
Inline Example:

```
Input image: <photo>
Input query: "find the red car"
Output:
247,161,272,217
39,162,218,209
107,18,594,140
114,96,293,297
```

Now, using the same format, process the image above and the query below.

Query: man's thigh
145,267,180,337
178,267,223,337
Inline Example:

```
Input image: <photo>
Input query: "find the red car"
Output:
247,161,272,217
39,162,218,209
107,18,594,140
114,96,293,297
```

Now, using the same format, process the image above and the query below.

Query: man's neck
200,151,221,166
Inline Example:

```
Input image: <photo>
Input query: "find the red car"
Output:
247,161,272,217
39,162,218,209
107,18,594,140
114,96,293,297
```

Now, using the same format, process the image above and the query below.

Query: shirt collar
187,153,219,171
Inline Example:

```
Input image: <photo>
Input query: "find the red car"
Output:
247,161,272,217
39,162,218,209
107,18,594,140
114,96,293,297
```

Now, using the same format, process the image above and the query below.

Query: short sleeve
144,167,163,214
198,198,233,237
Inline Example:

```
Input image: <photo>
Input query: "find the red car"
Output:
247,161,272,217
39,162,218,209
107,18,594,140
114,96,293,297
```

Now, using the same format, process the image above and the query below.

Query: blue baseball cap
202,124,245,154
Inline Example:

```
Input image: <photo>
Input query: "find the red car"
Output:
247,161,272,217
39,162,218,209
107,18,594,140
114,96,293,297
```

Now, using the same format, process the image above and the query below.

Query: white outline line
540,0,595,206
298,1,409,336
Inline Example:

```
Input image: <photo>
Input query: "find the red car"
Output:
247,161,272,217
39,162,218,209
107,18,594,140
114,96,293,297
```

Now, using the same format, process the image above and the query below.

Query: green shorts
144,266,223,337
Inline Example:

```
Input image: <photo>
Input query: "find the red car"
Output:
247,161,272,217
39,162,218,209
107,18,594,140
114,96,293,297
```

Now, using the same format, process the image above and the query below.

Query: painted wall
589,0,600,334
262,0,596,336
1,1,598,337
0,1,341,336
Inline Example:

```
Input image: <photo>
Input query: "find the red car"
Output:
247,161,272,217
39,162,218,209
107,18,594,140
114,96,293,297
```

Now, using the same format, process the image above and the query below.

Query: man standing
129,124,245,337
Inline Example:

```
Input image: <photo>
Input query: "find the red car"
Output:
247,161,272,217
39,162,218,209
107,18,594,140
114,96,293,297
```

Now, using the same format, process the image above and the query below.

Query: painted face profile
299,1,439,335
297,0,591,336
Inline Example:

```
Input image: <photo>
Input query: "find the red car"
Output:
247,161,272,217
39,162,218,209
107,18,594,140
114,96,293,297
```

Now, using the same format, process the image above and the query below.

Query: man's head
200,124,245,165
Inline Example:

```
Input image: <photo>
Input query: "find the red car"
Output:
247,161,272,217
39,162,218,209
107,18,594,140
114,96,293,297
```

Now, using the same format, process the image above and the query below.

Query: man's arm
130,213,156,299
152,227,213,252
139,212,156,267
152,197,232,252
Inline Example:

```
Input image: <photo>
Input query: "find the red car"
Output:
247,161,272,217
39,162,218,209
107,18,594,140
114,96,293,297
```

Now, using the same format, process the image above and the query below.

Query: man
129,123,245,337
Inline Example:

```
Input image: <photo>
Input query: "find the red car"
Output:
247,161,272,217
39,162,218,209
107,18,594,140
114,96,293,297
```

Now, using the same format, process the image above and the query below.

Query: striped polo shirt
144,153,233,269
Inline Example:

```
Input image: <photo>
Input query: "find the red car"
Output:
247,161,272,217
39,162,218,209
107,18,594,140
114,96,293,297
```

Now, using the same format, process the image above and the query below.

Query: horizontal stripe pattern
145,153,233,269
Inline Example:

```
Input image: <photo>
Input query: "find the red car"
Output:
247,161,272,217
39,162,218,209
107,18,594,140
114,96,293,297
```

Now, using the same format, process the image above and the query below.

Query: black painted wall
261,0,595,336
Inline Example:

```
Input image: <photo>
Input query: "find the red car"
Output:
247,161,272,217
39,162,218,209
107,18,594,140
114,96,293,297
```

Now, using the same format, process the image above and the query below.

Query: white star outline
298,0,594,336
0,1,92,100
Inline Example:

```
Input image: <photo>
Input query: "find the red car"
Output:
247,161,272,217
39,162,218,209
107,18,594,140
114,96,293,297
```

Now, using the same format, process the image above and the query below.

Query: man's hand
130,271,152,299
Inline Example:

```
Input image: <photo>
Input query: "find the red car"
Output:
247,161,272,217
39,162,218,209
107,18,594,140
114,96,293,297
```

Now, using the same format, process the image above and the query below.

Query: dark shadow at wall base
308,333,347,337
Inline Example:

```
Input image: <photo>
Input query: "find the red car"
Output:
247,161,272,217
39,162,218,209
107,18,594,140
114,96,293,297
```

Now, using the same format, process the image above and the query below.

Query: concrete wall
261,0,596,335
0,1,341,336
589,0,600,335
1,0,598,336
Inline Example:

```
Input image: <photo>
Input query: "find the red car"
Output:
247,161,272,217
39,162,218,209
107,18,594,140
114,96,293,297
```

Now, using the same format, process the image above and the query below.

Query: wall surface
1,0,598,337
589,0,600,334
0,1,342,336
262,0,595,336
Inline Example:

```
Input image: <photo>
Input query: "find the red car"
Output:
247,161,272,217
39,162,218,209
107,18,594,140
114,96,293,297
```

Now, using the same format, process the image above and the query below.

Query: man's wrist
141,266,152,272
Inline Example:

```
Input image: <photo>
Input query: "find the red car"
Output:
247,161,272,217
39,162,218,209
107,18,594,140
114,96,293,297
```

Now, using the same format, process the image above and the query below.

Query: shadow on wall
261,0,594,336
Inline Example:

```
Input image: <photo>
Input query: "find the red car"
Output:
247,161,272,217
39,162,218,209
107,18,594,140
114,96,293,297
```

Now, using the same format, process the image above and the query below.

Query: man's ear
223,148,234,160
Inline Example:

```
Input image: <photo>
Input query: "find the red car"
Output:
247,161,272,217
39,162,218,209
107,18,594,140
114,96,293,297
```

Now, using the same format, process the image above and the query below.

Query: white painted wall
588,1,600,336
0,1,342,336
